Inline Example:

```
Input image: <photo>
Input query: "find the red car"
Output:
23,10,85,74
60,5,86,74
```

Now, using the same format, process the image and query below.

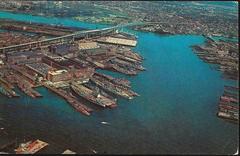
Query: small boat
91,149,97,154
62,149,76,154
234,148,238,155
101,121,110,125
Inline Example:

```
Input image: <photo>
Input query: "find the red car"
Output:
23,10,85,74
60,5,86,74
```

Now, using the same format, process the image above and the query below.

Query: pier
90,73,139,99
43,83,92,116
0,20,144,116
0,22,153,54
71,82,117,108
0,77,19,98
217,85,239,123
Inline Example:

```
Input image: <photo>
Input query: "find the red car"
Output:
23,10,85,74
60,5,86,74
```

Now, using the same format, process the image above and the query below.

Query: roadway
0,22,187,53
0,23,124,53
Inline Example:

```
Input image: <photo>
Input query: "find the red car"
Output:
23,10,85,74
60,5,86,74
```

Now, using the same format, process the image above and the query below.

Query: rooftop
48,69,68,75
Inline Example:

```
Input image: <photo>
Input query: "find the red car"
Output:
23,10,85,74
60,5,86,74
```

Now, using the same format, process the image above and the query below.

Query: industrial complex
0,20,144,117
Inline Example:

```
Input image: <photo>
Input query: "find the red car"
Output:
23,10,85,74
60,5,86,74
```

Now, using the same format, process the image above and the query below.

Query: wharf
0,19,79,37
217,85,239,123
15,76,42,98
14,139,48,154
71,83,117,108
224,85,239,92
116,50,143,62
96,36,137,47
112,57,145,71
91,74,138,99
94,72,131,88
0,77,19,98
116,54,142,64
191,40,238,80
223,90,239,99
0,22,145,116
0,77,14,89
43,83,92,115
0,85,13,98
109,63,138,76
11,65,38,85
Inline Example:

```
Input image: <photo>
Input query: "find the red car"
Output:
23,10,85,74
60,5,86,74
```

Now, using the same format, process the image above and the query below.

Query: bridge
0,25,120,54
0,22,187,54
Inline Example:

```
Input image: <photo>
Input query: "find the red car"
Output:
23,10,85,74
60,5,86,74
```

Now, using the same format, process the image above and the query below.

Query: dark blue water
0,11,238,154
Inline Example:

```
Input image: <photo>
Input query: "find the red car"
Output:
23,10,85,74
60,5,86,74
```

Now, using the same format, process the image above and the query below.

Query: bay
0,11,238,154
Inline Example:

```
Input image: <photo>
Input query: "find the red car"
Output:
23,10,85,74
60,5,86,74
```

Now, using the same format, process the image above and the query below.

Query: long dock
217,85,239,123
94,72,131,88
71,83,117,108
0,77,19,98
0,21,146,117
0,77,15,89
43,83,92,115
90,73,139,99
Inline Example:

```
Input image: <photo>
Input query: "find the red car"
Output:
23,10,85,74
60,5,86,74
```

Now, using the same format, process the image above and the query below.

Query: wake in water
101,121,110,125
234,148,238,155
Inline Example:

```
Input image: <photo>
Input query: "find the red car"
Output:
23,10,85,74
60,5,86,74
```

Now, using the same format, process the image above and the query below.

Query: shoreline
0,8,238,155
0,9,238,39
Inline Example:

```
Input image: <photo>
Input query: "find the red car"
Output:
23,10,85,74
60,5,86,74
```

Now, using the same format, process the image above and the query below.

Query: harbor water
0,11,238,154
